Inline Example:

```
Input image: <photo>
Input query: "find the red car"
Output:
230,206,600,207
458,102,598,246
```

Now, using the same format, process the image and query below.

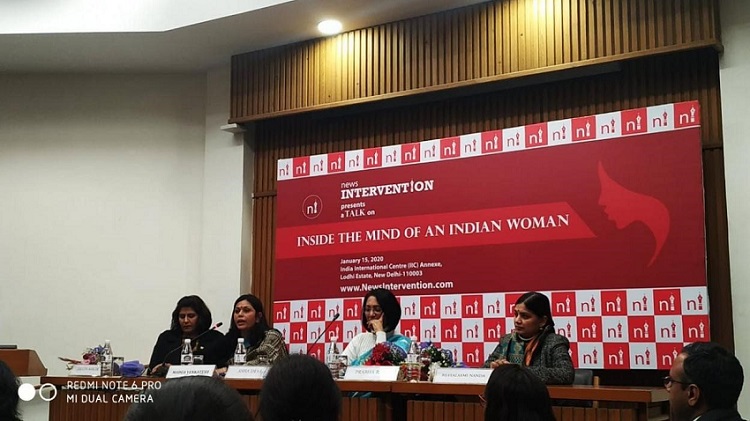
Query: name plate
224,365,270,379
433,368,493,384
70,364,102,377
166,365,216,379
343,365,400,382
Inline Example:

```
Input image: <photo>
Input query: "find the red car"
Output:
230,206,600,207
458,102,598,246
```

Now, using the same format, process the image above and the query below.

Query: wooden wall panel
406,401,639,421
252,48,732,365
230,0,719,122
408,400,483,421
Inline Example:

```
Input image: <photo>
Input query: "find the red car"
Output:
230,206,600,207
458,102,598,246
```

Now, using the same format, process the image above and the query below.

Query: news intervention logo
18,382,58,402
303,195,322,219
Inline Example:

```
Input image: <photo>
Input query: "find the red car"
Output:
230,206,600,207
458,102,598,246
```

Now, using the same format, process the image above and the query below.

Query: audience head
259,354,341,421
0,360,21,421
229,294,270,339
170,295,213,336
667,341,744,421
483,364,555,421
361,288,401,333
125,376,254,421
513,292,554,338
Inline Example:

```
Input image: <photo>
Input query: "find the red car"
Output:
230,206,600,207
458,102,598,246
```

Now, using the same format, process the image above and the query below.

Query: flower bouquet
420,342,454,367
60,346,145,376
365,342,407,366
58,345,106,369
417,341,467,381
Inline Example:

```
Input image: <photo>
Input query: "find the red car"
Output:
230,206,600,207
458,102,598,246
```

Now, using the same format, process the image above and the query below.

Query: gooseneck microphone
306,313,340,355
152,322,223,375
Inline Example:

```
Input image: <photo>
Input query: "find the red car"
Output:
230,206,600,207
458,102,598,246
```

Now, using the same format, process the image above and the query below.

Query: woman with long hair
482,291,574,384
216,294,288,366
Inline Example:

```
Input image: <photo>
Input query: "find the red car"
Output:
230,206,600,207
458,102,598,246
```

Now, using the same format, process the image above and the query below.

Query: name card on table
224,365,270,379
344,366,400,382
70,364,101,377
433,368,493,384
166,365,216,379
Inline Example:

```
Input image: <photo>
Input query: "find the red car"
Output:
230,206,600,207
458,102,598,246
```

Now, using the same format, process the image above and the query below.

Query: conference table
41,376,668,421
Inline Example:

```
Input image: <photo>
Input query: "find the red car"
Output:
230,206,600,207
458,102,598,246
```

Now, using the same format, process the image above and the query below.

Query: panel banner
274,101,708,369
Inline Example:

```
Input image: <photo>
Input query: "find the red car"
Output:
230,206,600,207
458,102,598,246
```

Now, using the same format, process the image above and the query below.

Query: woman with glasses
342,288,411,365
482,291,574,384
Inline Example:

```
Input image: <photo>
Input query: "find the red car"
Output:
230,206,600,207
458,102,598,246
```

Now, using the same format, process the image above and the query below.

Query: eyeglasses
662,375,692,389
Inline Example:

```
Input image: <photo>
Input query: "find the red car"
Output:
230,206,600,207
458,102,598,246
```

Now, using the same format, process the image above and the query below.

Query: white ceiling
0,0,488,73
0,0,294,34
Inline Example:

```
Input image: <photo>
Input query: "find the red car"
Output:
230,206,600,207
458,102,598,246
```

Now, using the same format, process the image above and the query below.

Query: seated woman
342,288,410,366
216,294,288,366
482,291,574,385
148,295,223,375
259,354,341,421
483,364,556,421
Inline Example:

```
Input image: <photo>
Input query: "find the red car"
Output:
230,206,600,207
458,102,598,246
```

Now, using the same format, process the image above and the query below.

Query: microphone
306,313,340,355
151,322,223,375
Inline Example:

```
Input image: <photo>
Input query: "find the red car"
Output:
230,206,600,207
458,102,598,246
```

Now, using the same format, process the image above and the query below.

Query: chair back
573,369,594,385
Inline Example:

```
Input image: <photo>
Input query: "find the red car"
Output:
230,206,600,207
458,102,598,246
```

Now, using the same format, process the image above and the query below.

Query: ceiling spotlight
317,19,342,35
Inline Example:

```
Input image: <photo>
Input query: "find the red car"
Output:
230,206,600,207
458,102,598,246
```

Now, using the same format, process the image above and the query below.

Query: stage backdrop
274,101,708,370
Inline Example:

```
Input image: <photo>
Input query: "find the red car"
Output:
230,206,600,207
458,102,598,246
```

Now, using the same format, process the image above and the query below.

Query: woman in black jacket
147,295,223,375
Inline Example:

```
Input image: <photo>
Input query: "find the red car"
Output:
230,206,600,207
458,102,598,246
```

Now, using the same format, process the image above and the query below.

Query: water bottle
101,339,113,376
326,335,341,378
181,339,193,365
405,337,420,381
234,338,247,365
407,337,420,363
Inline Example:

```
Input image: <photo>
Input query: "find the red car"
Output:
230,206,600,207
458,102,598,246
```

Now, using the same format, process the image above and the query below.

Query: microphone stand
306,313,340,355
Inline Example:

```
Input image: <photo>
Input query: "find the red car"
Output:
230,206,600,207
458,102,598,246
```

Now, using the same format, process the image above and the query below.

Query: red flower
367,343,405,366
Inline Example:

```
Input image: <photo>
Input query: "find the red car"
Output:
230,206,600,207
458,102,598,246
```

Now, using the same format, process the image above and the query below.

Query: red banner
274,101,709,369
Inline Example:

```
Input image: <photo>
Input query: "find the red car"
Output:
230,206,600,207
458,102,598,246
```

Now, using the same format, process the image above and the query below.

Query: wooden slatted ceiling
230,0,719,122
250,49,733,362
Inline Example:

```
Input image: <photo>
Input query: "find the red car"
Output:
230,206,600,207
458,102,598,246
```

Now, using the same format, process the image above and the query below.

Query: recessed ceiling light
317,19,342,35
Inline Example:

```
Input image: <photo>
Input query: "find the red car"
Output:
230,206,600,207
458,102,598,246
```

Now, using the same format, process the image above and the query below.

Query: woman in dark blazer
148,295,223,375
483,291,574,385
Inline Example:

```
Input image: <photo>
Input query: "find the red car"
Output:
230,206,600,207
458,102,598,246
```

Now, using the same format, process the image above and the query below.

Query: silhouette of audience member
0,360,22,421
666,342,745,421
124,376,252,421
259,354,341,421
483,364,555,421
